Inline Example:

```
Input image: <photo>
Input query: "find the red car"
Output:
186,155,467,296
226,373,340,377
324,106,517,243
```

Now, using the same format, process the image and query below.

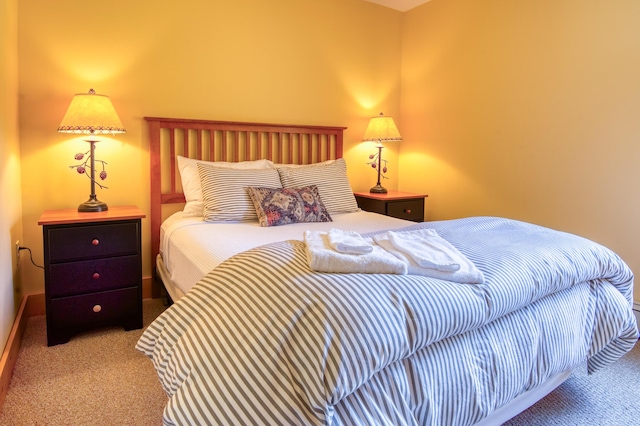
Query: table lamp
58,89,126,212
362,112,402,193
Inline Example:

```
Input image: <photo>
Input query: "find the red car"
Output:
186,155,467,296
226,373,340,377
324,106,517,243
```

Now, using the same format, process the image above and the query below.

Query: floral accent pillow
246,186,332,227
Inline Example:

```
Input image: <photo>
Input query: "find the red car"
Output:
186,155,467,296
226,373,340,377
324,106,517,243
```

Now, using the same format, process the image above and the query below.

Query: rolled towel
327,228,373,255
304,231,407,275
373,231,484,284
387,228,461,272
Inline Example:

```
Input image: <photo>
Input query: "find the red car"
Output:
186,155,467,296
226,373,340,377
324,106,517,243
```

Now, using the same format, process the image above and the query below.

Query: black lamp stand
369,144,387,194
78,139,108,212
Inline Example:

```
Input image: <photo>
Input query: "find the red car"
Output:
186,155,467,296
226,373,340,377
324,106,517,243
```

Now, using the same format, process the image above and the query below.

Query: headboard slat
196,130,203,160
222,131,229,162
146,116,347,297
169,129,177,194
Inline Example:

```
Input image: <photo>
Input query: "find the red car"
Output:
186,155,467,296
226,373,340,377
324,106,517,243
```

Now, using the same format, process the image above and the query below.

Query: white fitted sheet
160,210,414,299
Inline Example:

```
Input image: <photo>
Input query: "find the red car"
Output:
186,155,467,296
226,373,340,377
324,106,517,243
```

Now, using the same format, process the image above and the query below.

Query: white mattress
160,210,415,299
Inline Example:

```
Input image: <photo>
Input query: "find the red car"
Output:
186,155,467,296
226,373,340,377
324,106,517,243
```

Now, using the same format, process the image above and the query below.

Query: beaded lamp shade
362,113,403,143
58,88,126,135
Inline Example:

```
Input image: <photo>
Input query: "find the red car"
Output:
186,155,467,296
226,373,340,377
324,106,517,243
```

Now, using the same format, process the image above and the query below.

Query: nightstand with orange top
38,206,145,346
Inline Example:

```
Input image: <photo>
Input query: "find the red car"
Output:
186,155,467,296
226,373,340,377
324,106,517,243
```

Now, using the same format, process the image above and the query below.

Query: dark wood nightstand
38,206,146,346
354,191,427,222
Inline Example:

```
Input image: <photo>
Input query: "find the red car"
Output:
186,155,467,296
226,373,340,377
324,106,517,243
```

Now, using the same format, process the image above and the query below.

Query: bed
137,117,638,426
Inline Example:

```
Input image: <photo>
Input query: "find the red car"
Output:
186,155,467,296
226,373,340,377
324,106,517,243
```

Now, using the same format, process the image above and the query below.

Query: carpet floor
0,298,168,425
0,298,637,425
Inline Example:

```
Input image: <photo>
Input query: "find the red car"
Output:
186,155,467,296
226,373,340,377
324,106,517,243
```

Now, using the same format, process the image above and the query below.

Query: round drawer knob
93,305,102,313
92,272,100,280
92,239,100,246
405,209,412,214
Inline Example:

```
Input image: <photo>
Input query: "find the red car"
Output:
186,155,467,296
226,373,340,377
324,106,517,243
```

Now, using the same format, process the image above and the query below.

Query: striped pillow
277,158,359,214
197,163,282,222
177,156,274,218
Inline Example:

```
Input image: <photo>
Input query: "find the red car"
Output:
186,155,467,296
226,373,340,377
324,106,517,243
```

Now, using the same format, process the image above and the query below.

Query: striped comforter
137,217,638,425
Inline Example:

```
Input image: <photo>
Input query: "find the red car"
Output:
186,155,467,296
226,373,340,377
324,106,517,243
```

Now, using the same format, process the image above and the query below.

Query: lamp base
369,184,388,194
78,195,108,212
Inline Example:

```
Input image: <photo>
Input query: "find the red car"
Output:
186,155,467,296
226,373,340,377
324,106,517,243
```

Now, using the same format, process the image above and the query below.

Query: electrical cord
18,246,44,270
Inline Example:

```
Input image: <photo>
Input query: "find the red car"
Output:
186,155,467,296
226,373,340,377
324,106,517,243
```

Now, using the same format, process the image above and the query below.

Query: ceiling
363,0,431,12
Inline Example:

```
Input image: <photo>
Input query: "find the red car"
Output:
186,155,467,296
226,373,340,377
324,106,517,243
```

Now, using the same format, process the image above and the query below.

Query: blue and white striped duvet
137,217,638,425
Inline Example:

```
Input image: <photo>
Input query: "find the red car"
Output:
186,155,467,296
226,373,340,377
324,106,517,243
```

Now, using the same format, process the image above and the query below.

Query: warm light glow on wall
45,40,130,83
338,70,400,111
27,4,171,83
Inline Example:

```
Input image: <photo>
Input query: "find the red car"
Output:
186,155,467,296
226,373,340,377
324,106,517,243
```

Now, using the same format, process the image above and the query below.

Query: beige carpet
0,297,637,425
505,337,640,425
0,298,168,426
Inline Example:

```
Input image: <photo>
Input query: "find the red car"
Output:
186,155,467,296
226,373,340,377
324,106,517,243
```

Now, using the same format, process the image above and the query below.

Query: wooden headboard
145,116,347,296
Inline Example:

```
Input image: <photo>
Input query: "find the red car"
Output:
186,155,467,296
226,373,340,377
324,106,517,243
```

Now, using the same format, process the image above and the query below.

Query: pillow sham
277,158,359,214
246,186,332,227
197,163,282,222
270,159,335,169
177,156,274,217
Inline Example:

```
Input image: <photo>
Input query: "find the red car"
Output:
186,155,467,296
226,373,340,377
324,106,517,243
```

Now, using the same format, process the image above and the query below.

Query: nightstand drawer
47,222,139,262
49,287,140,331
354,191,427,223
48,255,141,298
387,200,424,221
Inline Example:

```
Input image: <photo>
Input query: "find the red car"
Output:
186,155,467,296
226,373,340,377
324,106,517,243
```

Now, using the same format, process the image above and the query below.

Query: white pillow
277,158,359,215
197,163,282,222
270,159,336,168
177,156,274,217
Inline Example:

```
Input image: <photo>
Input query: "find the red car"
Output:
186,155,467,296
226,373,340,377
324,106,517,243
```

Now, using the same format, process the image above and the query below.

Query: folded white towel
327,228,373,255
304,231,407,275
387,228,461,271
373,231,484,284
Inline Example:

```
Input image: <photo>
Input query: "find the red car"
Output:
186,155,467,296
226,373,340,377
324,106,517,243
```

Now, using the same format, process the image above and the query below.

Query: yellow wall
1,0,23,348
401,0,640,302
16,0,640,305
18,0,403,294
